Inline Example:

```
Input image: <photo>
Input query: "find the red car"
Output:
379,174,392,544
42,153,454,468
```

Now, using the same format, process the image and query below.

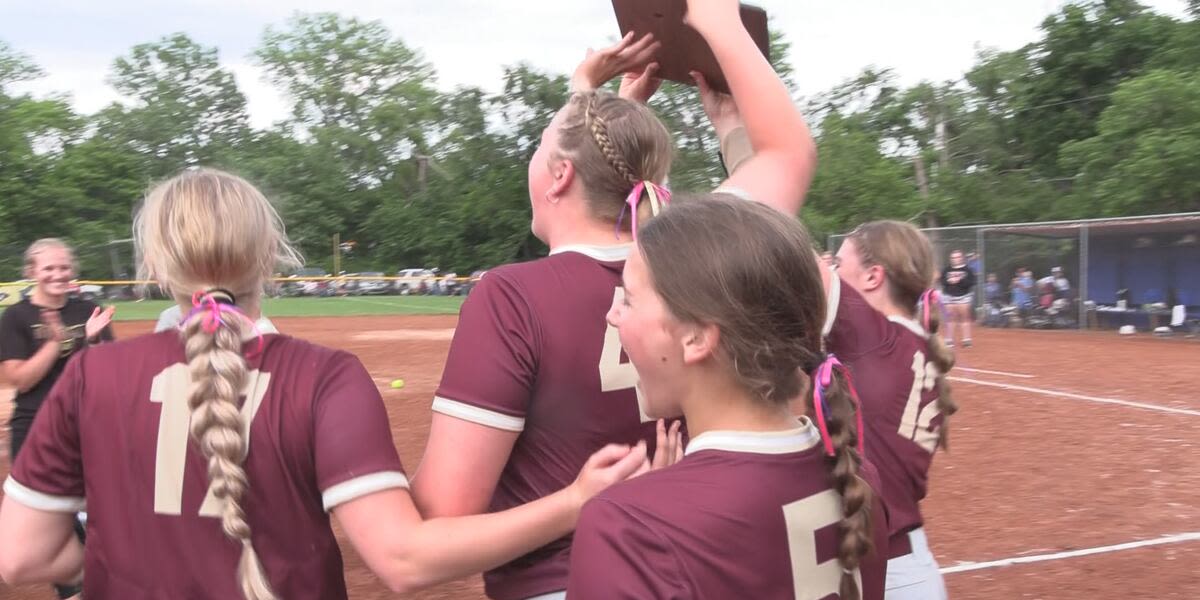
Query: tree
97,33,249,178
1061,69,1200,215
1013,0,1177,176
0,41,88,276
803,112,918,239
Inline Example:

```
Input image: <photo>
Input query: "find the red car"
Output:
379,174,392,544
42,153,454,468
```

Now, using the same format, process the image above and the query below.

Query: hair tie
919,289,942,333
615,180,671,241
811,354,865,457
182,291,264,357
206,288,237,305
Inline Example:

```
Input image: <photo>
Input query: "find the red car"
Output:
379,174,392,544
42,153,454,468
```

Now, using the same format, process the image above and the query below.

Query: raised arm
687,0,816,214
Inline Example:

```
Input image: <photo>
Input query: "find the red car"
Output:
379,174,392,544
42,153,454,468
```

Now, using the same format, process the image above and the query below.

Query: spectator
1051,266,1071,299
0,238,114,600
984,273,1003,306
1019,268,1035,303
966,252,981,276
1039,281,1055,310
1011,275,1031,312
983,273,1005,327
940,249,977,348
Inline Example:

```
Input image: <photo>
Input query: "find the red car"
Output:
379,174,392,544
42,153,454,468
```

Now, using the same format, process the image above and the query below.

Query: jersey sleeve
4,352,87,512
431,271,537,432
0,304,35,362
313,351,408,511
822,271,890,360
567,498,690,600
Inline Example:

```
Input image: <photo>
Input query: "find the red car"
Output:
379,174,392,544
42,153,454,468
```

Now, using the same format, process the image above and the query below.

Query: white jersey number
599,287,652,422
898,351,941,453
783,490,862,598
149,364,271,517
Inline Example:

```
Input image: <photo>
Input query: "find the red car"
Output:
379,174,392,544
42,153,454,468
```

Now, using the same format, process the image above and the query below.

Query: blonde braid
584,93,639,185
182,314,276,600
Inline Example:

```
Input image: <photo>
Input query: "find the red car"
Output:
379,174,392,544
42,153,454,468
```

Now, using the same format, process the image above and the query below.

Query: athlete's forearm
389,487,580,592
0,501,82,586
700,20,812,176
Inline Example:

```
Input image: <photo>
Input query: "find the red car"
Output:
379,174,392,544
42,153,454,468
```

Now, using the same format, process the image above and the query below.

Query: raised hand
691,71,743,138
618,62,663,104
39,309,67,343
571,32,661,93
568,442,649,508
650,419,684,470
85,305,115,342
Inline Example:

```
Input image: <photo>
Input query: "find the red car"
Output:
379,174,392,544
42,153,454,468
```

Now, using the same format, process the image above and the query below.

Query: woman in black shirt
0,238,113,599
939,249,976,348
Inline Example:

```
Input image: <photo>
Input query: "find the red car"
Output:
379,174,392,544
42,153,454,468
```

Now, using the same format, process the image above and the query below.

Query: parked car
394,268,437,295
357,272,390,295
71,283,106,301
285,267,332,296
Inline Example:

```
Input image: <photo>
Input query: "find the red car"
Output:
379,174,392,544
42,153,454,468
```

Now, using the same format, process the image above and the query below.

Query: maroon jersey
4,326,408,599
433,245,661,600
567,421,889,600
823,273,943,550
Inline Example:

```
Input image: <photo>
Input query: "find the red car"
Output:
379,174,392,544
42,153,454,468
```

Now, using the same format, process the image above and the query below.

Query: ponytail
809,356,873,600
919,290,958,450
182,291,276,600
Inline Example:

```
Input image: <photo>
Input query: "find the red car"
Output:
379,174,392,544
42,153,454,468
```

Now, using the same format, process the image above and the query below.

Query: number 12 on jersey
898,351,941,453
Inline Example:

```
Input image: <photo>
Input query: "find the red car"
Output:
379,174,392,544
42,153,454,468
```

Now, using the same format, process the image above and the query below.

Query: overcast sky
2,0,1190,128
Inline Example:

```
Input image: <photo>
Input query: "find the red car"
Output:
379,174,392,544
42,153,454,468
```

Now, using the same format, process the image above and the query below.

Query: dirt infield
2,318,1198,599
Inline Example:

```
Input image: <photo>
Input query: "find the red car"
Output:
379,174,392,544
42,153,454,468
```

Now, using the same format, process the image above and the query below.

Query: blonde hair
134,168,300,600
846,221,957,449
555,91,672,227
23,238,76,278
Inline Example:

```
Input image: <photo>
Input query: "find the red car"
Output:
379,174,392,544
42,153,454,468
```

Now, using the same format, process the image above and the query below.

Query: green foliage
0,3,1195,281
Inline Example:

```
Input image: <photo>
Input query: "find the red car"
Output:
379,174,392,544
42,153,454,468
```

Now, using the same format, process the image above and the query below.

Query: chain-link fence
829,212,1200,332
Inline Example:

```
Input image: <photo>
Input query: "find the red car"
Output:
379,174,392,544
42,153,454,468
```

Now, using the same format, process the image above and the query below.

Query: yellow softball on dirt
390,379,406,389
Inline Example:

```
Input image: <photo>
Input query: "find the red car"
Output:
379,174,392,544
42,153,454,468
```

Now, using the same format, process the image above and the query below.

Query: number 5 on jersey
599,287,652,423
784,490,861,597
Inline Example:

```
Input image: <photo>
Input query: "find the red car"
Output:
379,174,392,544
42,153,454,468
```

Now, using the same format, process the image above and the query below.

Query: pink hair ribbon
919,289,943,333
182,290,265,357
615,180,671,241
811,354,866,457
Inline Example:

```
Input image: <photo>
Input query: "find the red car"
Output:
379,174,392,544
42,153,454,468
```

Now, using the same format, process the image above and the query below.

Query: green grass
2,295,466,321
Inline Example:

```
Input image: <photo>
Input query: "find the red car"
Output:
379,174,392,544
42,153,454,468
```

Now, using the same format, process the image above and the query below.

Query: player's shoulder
472,250,624,307
883,315,931,348
256,333,361,372
82,331,181,364
488,248,625,281
591,457,712,515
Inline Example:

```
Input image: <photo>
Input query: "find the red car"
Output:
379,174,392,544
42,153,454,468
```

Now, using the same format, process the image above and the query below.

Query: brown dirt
2,322,1197,599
